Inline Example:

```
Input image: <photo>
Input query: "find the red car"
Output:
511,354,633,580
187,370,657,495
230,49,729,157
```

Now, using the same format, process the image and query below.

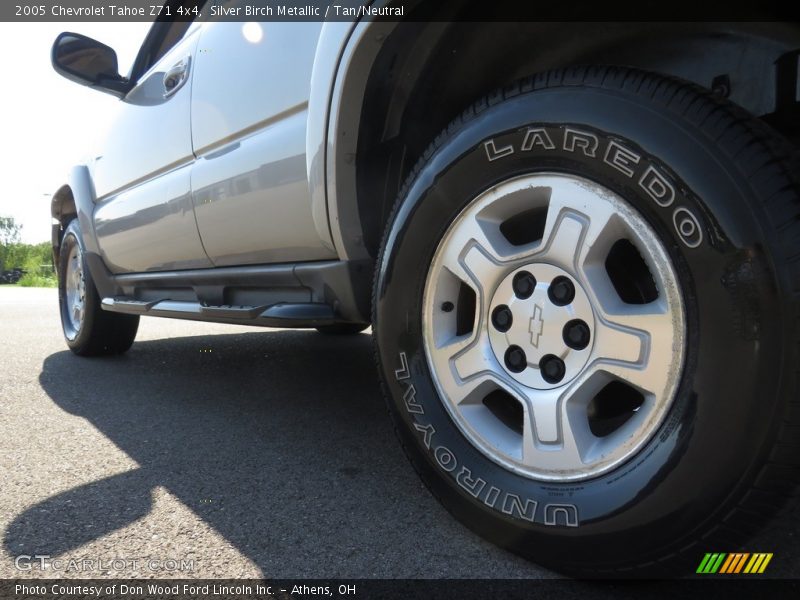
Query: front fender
51,166,118,299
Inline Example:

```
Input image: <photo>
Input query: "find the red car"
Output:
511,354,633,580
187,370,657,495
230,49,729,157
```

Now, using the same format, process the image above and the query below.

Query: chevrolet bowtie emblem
529,303,544,347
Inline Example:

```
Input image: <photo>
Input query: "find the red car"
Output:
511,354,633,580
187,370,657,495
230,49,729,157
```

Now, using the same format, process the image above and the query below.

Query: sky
0,22,152,243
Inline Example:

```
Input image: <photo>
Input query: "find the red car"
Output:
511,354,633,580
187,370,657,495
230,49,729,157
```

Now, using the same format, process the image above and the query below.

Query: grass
17,273,57,288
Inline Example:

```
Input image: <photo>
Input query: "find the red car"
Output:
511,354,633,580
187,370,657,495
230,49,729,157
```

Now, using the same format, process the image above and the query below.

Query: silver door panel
90,28,209,273
190,22,322,153
192,108,337,266
94,165,212,273
91,31,200,200
190,22,333,266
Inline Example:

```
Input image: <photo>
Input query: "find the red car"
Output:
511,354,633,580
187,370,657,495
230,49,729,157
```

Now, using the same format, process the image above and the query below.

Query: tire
373,67,800,576
58,220,139,356
316,323,370,335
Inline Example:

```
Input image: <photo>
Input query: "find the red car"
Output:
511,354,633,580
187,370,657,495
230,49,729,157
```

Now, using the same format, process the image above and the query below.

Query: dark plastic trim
99,259,373,328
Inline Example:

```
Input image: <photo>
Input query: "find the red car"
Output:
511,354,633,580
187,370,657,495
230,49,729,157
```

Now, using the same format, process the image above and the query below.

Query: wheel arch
50,183,76,265
50,166,117,298
326,14,800,262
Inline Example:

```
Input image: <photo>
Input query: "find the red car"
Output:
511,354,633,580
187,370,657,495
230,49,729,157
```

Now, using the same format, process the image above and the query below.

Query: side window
129,21,196,82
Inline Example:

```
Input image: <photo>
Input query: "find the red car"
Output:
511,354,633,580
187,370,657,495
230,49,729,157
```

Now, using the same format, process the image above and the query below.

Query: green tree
0,216,22,272
0,217,56,286
0,216,20,246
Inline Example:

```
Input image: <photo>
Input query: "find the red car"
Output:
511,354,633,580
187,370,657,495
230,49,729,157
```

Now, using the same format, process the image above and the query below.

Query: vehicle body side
50,7,800,327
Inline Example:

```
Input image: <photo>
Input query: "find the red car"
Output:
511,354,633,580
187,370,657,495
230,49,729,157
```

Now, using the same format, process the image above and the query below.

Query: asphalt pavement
0,287,797,580
0,287,554,579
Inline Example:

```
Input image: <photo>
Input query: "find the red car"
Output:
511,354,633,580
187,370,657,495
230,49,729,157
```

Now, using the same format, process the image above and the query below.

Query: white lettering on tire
544,504,579,527
434,446,458,472
394,352,579,527
484,140,514,161
604,140,641,177
501,494,538,522
522,127,556,151
673,207,704,248
483,127,704,248
456,466,487,498
563,128,599,157
639,165,676,207
403,384,424,414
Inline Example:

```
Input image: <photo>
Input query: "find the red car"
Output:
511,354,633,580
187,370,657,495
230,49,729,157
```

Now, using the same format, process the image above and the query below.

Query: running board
101,297,338,328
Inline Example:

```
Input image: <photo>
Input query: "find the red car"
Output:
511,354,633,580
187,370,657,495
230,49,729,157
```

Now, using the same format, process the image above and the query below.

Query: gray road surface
0,287,796,580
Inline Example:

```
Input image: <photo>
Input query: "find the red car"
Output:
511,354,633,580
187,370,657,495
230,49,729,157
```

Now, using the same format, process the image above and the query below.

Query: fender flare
51,166,118,298
308,18,398,262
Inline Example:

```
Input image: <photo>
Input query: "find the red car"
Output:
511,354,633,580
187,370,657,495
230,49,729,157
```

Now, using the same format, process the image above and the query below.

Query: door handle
163,56,191,98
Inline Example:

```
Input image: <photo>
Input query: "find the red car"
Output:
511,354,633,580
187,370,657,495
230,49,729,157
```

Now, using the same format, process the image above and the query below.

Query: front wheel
58,220,139,356
373,67,800,575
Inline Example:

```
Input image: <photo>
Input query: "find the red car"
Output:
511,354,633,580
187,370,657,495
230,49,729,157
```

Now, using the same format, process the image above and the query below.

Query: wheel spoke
602,302,674,337
591,304,676,393
461,242,502,296
427,332,503,408
521,387,562,445
593,318,647,365
538,212,587,271
452,337,495,382
536,180,618,272
437,210,508,286
518,383,591,469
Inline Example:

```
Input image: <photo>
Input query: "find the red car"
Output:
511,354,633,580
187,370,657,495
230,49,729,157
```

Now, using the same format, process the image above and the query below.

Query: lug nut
548,276,575,306
563,319,591,350
504,345,528,373
539,354,566,383
512,271,537,299
441,301,454,313
491,305,513,332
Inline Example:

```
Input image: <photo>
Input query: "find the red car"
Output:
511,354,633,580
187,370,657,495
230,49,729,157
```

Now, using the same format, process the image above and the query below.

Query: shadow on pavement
5,327,798,578
8,330,475,576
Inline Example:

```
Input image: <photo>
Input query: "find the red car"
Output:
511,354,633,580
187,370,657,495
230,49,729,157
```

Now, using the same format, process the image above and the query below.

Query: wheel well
50,184,76,261
348,19,800,258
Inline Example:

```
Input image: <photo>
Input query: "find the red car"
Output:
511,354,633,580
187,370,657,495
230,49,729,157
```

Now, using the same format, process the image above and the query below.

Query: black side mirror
51,32,133,97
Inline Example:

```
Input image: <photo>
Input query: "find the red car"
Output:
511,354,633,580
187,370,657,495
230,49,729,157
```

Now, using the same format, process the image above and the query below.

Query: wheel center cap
488,264,595,389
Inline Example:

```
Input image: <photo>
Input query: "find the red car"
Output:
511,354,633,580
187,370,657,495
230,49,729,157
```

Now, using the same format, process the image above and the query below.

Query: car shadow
7,326,797,578
8,329,533,577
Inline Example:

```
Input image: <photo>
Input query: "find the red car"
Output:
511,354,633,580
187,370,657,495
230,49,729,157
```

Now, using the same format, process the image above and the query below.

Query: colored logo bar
697,553,773,574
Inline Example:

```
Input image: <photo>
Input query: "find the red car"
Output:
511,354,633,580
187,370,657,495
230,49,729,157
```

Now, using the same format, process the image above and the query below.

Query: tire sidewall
58,221,98,351
374,86,787,567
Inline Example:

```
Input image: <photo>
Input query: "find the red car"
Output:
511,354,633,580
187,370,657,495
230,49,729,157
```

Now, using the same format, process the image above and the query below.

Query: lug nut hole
548,276,575,306
563,319,591,350
504,345,527,373
491,305,513,332
539,354,566,383
512,271,537,299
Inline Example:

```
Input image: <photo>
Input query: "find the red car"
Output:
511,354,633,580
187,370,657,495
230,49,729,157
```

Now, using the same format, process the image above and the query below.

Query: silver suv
51,9,800,576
